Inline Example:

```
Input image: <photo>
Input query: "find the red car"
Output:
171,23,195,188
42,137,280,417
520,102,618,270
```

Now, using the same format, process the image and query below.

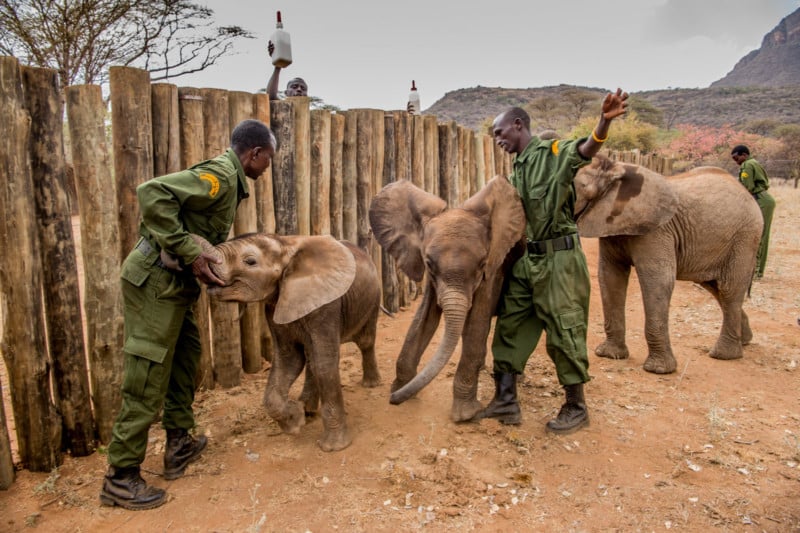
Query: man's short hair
731,144,750,156
286,77,307,88
231,119,276,153
505,107,531,131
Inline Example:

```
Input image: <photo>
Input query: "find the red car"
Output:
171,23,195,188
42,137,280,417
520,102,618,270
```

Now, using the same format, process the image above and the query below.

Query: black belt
135,238,169,269
527,234,578,255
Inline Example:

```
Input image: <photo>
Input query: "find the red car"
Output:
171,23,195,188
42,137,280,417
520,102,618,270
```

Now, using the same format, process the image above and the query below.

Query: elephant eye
243,256,257,266
425,259,437,277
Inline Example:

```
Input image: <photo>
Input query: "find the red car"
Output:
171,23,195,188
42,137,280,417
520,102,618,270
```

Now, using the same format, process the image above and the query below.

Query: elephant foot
595,340,630,360
360,372,381,388
710,343,743,361
741,323,753,346
275,399,305,435
450,398,484,423
642,353,677,374
300,393,320,417
318,427,352,452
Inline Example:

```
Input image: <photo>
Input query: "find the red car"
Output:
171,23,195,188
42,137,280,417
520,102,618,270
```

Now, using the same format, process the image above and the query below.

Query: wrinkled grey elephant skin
192,233,381,452
574,156,763,374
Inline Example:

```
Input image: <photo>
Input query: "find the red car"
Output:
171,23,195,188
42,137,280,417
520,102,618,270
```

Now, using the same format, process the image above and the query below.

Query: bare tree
0,0,253,89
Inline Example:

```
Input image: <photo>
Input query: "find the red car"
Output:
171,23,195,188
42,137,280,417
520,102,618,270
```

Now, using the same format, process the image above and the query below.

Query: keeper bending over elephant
369,176,526,422
192,233,381,452
574,157,762,373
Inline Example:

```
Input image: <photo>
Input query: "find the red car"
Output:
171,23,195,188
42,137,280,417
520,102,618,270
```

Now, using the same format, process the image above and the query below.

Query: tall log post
151,83,181,176
22,66,94,456
0,56,61,471
270,99,298,235
341,110,358,244
289,96,311,235
439,121,459,207
65,84,126,443
482,135,496,181
494,143,505,176
177,87,214,389
229,91,262,375
368,110,385,290
329,113,345,240
423,116,439,195
202,88,241,388
381,113,399,312
310,109,331,235
474,134,487,192
393,111,411,182
411,115,425,189
0,379,13,488
109,67,153,262
253,94,276,234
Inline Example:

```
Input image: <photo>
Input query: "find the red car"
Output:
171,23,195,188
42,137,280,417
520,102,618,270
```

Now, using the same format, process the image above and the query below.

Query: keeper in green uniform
481,90,628,434
100,119,276,511
731,145,775,279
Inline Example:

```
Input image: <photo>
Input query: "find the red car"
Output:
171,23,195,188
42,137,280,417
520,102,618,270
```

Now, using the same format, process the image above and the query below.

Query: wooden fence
0,56,673,485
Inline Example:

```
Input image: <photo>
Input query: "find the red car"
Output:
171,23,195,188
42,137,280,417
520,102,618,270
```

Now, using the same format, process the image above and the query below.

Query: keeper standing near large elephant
482,89,628,434
100,120,277,510
731,144,775,279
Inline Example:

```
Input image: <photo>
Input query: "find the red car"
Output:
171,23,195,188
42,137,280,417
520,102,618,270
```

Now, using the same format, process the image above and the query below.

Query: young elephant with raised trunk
192,233,381,452
369,176,525,422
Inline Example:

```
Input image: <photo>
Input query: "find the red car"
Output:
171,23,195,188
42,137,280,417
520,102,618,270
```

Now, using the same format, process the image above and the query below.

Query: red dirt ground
1,186,798,532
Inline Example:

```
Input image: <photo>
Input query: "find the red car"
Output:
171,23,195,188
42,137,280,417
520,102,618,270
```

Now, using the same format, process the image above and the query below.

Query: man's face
492,113,522,154
731,152,747,166
285,79,308,97
244,144,275,179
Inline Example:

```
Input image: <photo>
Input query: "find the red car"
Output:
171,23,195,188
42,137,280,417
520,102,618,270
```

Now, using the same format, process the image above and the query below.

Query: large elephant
192,233,381,451
369,176,525,421
574,156,763,373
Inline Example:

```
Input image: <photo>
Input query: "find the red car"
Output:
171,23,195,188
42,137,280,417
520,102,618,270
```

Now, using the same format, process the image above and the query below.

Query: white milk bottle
408,80,421,115
270,11,292,68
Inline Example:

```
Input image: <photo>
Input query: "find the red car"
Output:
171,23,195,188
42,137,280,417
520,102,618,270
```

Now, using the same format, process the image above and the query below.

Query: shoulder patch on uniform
551,140,559,155
741,171,749,179
199,173,220,198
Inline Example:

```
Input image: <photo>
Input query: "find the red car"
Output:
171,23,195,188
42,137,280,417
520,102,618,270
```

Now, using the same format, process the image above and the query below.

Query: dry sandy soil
1,186,799,533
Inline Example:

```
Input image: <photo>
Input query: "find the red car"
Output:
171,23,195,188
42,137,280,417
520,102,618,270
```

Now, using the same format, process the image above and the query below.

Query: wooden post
474,134,487,192
229,91,262,375
66,84,126,443
177,87,215,389
341,111,358,244
354,109,378,251
368,109,385,291
411,115,425,189
381,113,399,312
109,67,153,262
393,111,411,182
151,83,181,176
457,126,473,202
438,121,459,207
0,379,13,488
310,109,331,235
253,94,276,234
252,93,274,364
423,115,438,195
0,56,61,471
202,88,241,388
494,143,505,176
289,96,311,235
482,135,496,182
329,113,345,240
22,66,94,456
270,99,298,235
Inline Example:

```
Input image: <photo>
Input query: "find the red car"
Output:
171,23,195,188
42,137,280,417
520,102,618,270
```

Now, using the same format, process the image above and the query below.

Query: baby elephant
192,233,381,451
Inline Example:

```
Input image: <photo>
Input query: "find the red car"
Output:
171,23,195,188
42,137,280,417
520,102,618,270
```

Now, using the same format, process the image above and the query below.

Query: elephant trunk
390,290,468,404
188,234,226,278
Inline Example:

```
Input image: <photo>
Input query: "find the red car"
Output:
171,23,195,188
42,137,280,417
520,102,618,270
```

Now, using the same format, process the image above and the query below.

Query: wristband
592,129,608,143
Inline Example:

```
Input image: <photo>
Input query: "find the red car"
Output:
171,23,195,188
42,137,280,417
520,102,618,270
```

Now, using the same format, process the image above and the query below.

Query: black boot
99,465,167,510
163,428,208,480
546,383,589,434
479,372,521,425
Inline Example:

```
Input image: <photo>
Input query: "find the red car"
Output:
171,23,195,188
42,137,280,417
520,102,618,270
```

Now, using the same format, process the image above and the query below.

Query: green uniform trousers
754,191,775,278
107,239,202,468
491,244,590,385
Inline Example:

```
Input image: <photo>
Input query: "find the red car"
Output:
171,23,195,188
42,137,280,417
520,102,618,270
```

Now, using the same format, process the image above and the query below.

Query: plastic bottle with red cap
270,11,293,68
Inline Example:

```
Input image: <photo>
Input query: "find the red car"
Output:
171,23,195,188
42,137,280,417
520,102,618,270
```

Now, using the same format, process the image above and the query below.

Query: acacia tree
0,0,253,89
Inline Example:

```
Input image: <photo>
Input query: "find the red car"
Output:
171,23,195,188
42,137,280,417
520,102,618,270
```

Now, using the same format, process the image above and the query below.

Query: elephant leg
305,334,351,452
741,310,752,345
638,268,678,374
299,359,320,417
263,334,306,435
354,306,381,388
699,280,745,360
594,242,632,360
392,283,442,393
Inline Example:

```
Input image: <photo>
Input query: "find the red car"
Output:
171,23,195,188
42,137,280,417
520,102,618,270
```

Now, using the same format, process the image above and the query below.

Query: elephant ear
461,176,526,274
274,235,356,324
369,179,447,282
575,158,679,238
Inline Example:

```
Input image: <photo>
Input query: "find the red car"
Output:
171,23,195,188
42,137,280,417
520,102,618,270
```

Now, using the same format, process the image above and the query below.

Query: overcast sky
176,0,800,112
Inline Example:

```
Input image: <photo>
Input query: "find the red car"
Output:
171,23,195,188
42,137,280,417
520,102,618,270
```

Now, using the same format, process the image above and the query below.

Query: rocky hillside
425,8,800,132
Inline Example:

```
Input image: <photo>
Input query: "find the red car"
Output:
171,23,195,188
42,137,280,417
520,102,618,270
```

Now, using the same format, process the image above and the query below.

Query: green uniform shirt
136,149,249,264
738,157,769,195
510,136,590,241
